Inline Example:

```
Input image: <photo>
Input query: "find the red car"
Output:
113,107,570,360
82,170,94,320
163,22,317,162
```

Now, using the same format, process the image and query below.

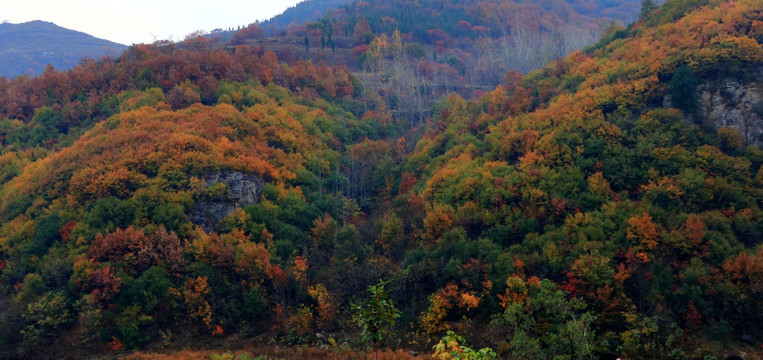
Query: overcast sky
1,0,304,45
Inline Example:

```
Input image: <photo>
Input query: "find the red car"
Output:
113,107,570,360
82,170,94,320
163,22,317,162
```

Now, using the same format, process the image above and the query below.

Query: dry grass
118,347,425,360
121,348,216,360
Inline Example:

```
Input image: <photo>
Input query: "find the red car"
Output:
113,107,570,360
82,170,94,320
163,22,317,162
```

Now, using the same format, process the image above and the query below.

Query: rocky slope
697,67,763,146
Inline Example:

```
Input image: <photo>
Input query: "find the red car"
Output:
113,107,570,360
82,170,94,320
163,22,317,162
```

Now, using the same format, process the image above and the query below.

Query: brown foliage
89,226,185,275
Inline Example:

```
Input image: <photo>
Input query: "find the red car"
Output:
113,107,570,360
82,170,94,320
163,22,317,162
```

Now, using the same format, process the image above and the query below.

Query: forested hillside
0,40,386,357
228,0,650,124
0,0,762,358
392,0,762,356
263,0,354,29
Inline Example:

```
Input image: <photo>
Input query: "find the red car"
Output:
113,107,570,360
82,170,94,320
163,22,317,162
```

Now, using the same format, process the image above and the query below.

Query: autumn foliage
0,0,762,358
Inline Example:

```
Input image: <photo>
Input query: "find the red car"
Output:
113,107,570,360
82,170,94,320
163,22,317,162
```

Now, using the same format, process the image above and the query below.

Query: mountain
225,0,650,126
0,20,127,78
263,0,354,29
395,0,763,356
0,0,762,358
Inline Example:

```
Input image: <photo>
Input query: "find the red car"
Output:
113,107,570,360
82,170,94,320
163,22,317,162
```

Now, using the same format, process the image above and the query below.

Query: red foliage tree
89,226,185,276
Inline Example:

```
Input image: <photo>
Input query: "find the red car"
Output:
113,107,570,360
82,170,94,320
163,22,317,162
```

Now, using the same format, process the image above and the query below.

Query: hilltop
263,0,354,29
0,20,126,78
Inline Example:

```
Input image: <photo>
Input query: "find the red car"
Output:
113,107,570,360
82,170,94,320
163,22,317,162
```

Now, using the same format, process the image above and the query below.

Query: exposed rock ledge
189,171,264,232
698,76,763,147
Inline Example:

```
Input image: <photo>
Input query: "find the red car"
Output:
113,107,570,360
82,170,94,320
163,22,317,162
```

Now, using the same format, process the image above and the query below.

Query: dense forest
263,0,354,29
219,0,651,124
0,0,762,358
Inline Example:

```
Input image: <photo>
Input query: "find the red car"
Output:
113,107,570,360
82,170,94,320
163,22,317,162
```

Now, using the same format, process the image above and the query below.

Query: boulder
189,171,264,232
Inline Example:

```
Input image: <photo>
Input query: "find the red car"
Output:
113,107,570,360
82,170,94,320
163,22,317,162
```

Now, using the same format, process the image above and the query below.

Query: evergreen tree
670,64,699,114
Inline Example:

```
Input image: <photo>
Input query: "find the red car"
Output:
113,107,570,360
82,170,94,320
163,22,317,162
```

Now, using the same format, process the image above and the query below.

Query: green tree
497,279,597,360
20,291,73,354
352,279,401,360
405,43,426,60
118,266,173,314
670,64,699,114
115,305,153,348
639,0,658,19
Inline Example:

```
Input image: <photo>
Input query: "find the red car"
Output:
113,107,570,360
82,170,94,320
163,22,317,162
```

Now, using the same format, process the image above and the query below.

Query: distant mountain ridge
263,0,353,28
0,20,127,78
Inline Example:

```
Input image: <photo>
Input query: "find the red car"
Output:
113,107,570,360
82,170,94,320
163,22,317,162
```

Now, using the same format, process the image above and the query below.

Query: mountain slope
393,0,762,355
222,0,667,130
263,0,353,28
238,0,651,124
0,40,380,357
0,21,126,78
0,0,762,358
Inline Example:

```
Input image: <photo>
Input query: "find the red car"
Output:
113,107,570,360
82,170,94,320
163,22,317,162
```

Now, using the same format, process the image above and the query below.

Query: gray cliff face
189,171,264,231
696,69,763,147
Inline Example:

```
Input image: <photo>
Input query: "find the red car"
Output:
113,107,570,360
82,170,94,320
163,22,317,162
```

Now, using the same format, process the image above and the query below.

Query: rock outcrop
189,171,264,231
697,69,763,147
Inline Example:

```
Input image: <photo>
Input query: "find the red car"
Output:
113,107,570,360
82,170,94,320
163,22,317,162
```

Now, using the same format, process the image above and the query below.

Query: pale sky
1,0,304,45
